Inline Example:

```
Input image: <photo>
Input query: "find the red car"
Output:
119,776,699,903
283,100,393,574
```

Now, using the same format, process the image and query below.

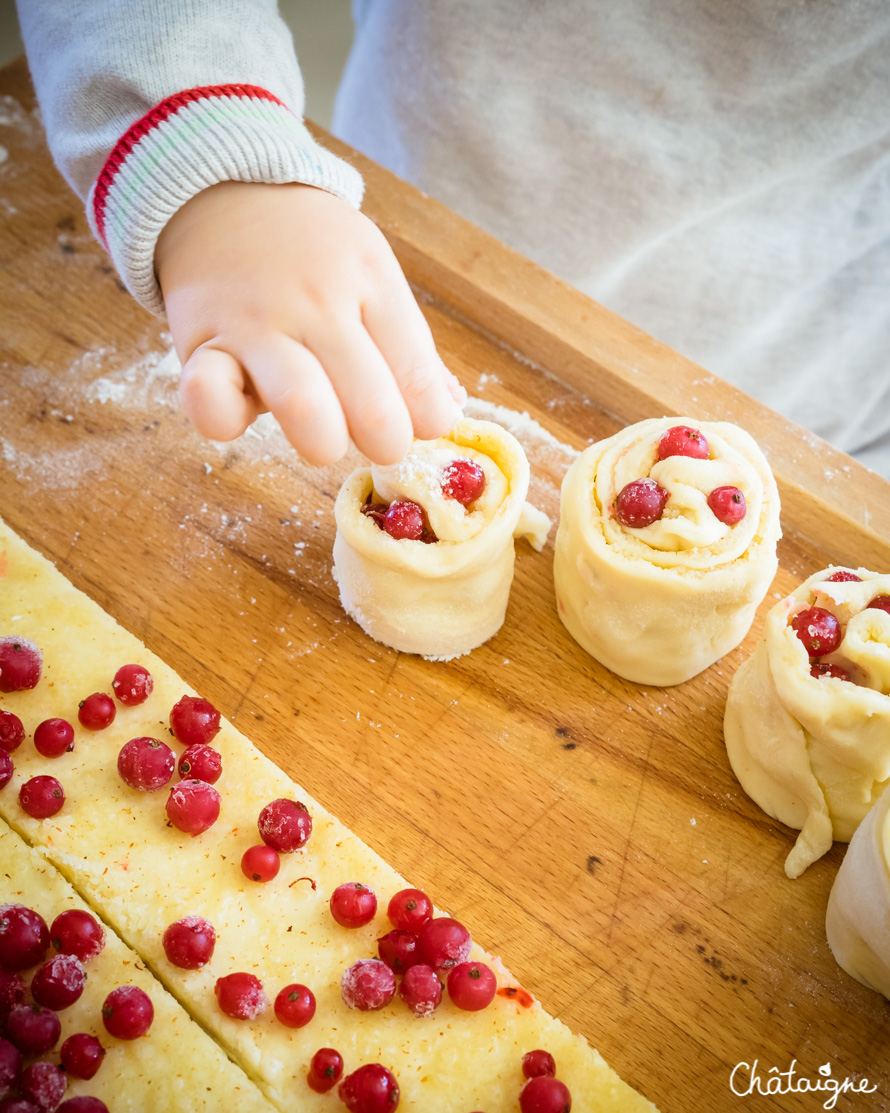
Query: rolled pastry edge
826,785,890,999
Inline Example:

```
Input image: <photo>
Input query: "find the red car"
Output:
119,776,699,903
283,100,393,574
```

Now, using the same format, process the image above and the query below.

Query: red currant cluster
613,426,747,530
790,570,890,684
360,456,486,542
0,899,151,1113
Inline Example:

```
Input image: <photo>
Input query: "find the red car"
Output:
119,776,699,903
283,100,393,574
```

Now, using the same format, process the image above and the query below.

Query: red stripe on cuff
92,84,287,247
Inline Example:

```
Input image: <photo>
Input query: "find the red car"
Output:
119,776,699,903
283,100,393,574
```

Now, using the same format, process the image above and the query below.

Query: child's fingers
242,335,351,466
362,278,465,439
304,319,415,465
179,346,260,441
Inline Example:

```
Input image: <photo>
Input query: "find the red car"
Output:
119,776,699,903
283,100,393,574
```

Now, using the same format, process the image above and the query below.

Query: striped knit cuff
87,84,364,315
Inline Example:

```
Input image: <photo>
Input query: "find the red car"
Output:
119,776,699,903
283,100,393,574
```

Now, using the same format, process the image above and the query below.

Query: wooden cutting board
2,56,889,1112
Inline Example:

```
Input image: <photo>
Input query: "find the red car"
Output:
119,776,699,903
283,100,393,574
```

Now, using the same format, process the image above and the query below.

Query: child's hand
155,182,465,466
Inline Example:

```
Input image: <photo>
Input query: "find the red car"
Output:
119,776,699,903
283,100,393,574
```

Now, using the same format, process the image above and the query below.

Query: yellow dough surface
553,416,781,686
333,418,551,660
0,818,276,1113
724,567,890,878
0,518,655,1112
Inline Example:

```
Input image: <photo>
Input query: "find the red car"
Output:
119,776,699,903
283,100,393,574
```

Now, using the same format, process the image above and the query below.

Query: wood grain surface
2,56,889,1112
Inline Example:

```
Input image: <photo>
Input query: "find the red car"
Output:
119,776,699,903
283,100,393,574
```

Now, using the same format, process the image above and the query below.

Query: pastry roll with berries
332,419,551,659
553,418,781,686
724,568,890,878
826,781,890,1000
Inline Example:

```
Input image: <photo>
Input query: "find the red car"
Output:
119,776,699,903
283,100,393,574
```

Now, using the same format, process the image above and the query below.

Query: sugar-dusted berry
810,662,853,682
241,844,280,883
118,737,175,792
274,983,316,1029
0,969,25,1023
338,1063,400,1113
162,916,216,969
307,1048,344,1094
442,459,486,506
330,883,377,928
790,607,842,657
867,595,890,616
0,711,24,753
0,905,49,971
5,1004,61,1056
165,779,220,836
0,749,12,791
377,929,420,974
60,1032,106,1080
169,695,220,746
825,570,861,583
257,798,312,852
178,743,222,784
19,1061,66,1111
215,972,268,1020
31,954,85,1011
101,985,153,1039
614,478,669,529
382,501,425,541
0,637,42,693
416,917,471,972
340,959,396,1011
0,1036,21,1099
398,963,442,1018
34,719,75,758
386,888,433,933
112,663,154,706
50,909,105,964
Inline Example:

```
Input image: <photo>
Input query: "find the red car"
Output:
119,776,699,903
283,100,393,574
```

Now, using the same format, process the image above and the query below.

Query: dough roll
553,417,781,686
724,568,890,878
333,418,550,660
826,783,890,1000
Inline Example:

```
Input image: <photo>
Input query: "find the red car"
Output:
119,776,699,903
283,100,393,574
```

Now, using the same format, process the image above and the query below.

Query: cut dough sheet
0,817,277,1113
0,518,657,1112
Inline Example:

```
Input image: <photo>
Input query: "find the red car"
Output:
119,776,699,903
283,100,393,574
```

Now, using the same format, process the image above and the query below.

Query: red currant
31,954,85,1010
416,917,471,972
0,905,49,971
340,960,396,1011
657,425,709,461
1,1101,45,1113
166,779,220,836
0,638,42,693
169,695,220,746
338,1064,400,1113
386,888,433,932
19,1061,66,1111
522,1050,557,1079
60,1032,106,1080
614,478,668,528
33,719,75,758
214,973,268,1020
50,910,105,964
118,737,175,791
0,750,12,792
241,844,280,883
178,744,222,784
382,501,426,541
826,570,861,583
707,486,746,525
398,963,442,1018
111,663,153,706
274,983,316,1028
307,1048,344,1094
790,607,842,657
19,776,65,819
810,662,853,681
0,1036,21,1098
330,883,377,928
868,596,890,616
361,502,389,529
0,711,24,752
0,970,25,1023
5,1004,61,1056
377,929,420,974
520,1075,572,1112
257,798,312,852
447,961,497,1011
57,1100,109,1113
102,985,154,1039
77,693,115,731
162,916,216,969
442,459,486,505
